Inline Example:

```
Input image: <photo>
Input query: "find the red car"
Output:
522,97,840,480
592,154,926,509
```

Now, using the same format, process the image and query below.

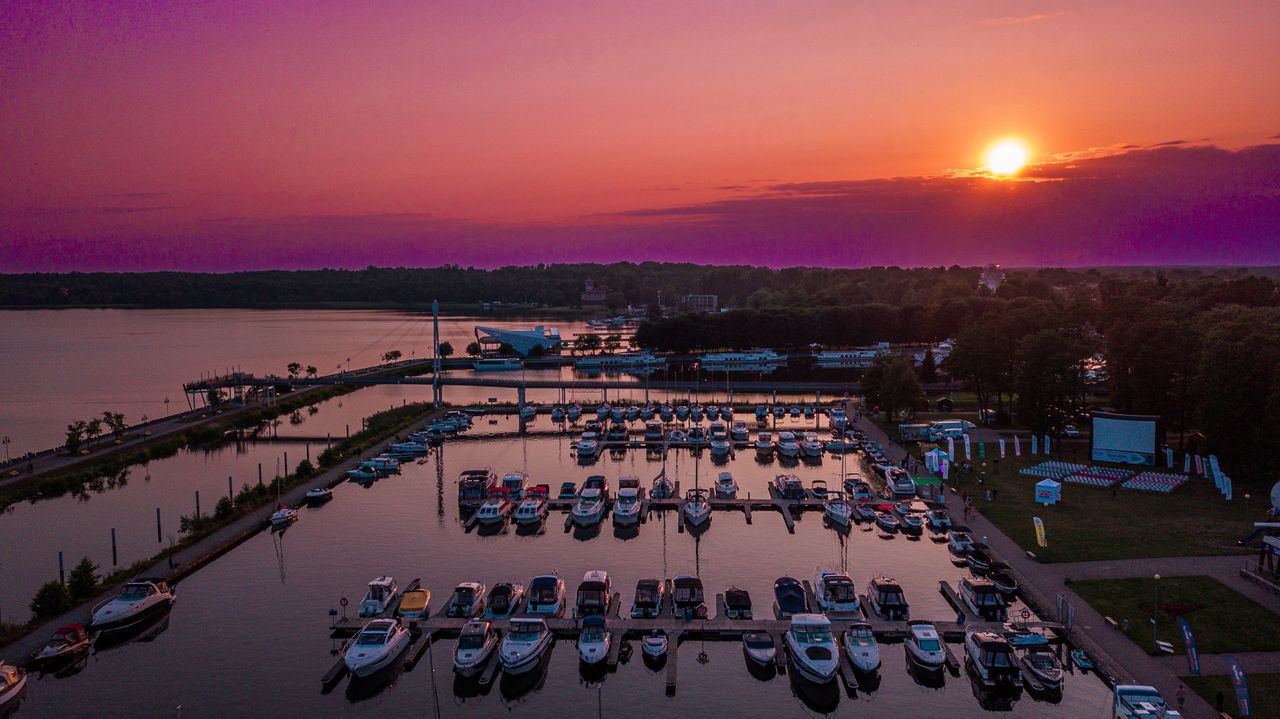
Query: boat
959,578,1009,621
715,471,738,498
874,512,900,533
773,405,785,418
686,424,706,445
269,502,298,528
1114,684,1182,719
730,420,749,442
899,511,924,533
660,404,674,421
500,471,529,499
596,403,610,421
675,404,690,421
31,624,90,669
773,474,805,499
853,503,877,523
642,630,668,659
1005,626,1049,647
345,618,411,678
0,663,25,712
724,587,753,619
742,632,776,666
671,576,709,621
651,470,675,499
575,351,665,369
706,405,721,421
575,432,600,457
682,488,711,526
485,582,526,619
755,431,774,456
473,357,523,372
499,615,554,675
905,621,946,670
305,486,334,505
578,615,611,665
967,542,995,572
755,406,769,423
964,629,1021,688
826,493,856,528
89,578,176,632
866,576,909,620
397,583,431,619
644,420,664,443
458,468,498,502
710,436,731,457
347,467,379,482
926,508,953,530
776,432,800,458
558,482,578,499
824,435,858,453
690,404,704,421
453,619,499,676
810,479,828,499
525,575,566,616
800,432,823,457
513,485,550,525
1070,648,1095,670
605,423,627,442
988,561,1019,597
474,488,511,525
809,571,857,616
625,406,640,421
571,488,606,526
784,614,840,684
667,428,687,444
612,486,642,525
445,581,486,618
789,406,802,418
550,406,566,422
843,622,881,673
630,578,664,619
575,570,611,617
355,576,399,618
773,576,809,618
641,404,656,420
887,468,917,498
846,476,874,501
948,526,975,555
1019,648,1064,691
568,404,582,421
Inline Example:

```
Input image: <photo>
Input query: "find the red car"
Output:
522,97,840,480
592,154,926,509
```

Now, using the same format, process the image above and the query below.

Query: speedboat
1114,684,1183,719
631,578,664,619
641,404,656,420
357,576,398,618
947,526,975,555
1071,649,1094,670
1019,648,1064,692
800,432,823,457
1005,626,1050,647
755,431,774,456
825,435,858,453
730,420,749,442
926,508,953,530
687,425,707,445
959,578,1009,621
0,663,25,712
514,485,550,525
887,468,917,498
742,632,776,666
485,582,525,619
612,486,642,525
457,468,497,502
348,467,379,482
988,561,1019,597
755,406,769,423
784,614,839,684
789,405,802,418
904,621,946,670
499,615,553,675
675,404,690,421
526,575,566,616
626,405,640,421
776,432,800,458
572,488,606,526
667,428,687,444
899,511,924,533
305,487,334,505
474,489,511,525
501,471,529,499
773,576,809,618
660,404,674,421
706,405,720,421
519,404,537,421
605,423,627,442
710,437,731,457
843,622,880,673
550,406,566,422
964,629,1020,688
90,578,176,632
651,471,675,499
345,618,411,678
853,503,877,523
445,581,486,618
642,630,668,659
682,488,711,526
568,404,582,421
596,403,610,421
773,474,805,499
576,571,612,617
575,432,600,457
724,587,753,619
813,571,861,616
967,542,995,572
31,624,90,669
690,404,704,422
823,493,853,527
558,482,578,499
773,405,786,418
610,407,625,423
715,471,738,498
672,575,709,620
866,576,909,620
846,476,874,501
875,512,900,533
397,583,431,619
578,615,611,666
644,420,664,443
810,479,828,499
453,620,499,676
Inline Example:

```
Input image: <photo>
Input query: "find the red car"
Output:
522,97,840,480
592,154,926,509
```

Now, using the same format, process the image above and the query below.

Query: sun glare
984,139,1030,176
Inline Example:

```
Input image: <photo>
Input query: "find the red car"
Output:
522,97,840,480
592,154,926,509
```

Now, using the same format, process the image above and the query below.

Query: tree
576,333,603,355
65,420,87,453
465,341,482,357
919,348,938,383
863,356,924,421
1013,329,1091,435
604,291,627,311
381,350,402,364
67,556,99,601
85,418,103,444
103,411,127,440
286,362,302,378
438,341,455,359
305,365,318,378
30,580,71,618
603,334,622,353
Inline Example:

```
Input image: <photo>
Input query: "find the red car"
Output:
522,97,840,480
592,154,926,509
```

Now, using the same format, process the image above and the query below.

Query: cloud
980,11,1069,26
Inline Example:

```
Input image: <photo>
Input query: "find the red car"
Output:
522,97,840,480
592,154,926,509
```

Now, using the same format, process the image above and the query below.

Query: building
978,264,1005,293
680,293,718,313
474,325,562,356
581,279,608,305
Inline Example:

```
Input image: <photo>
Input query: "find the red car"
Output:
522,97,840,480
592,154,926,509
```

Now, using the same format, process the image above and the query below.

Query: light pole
1,435,9,461
164,397,171,416
1152,574,1161,651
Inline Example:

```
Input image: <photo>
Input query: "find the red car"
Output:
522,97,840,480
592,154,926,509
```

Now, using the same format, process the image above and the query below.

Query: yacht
356,576,398,618
672,576,709,620
755,431,775,456
474,489,511,525
270,503,299,528
887,468,917,498
345,618,411,678
773,474,805,499
823,492,853,526
875,512,900,533
457,468,498,503
947,526,975,555
90,578,176,633
500,471,529,499
715,471,738,498
525,575,566,616
445,582,486,618
784,614,840,684
959,578,1009,621
682,488,711,526
630,578,664,619
905,621,946,670
473,358,523,372
577,615,611,666
642,630,669,659
575,432,600,458
800,432,823,457
724,587,753,619
575,571,612,617
988,561,1019,597
651,470,675,499
967,543,996,572
0,663,25,712
843,622,881,673
742,632,777,666
644,420,664,443
513,485,550,525
571,488,606,526
31,624,90,669
773,576,809,618
612,486,642,525
776,432,800,458
305,486,334,505
1019,648,1064,692
825,434,858,453
575,351,665,369
485,582,525,619
730,420,750,442
1114,685,1184,719
813,571,861,616
396,583,431,619
866,576,909,620
964,629,1020,688
453,620,499,676
926,508,953,530
499,615,554,675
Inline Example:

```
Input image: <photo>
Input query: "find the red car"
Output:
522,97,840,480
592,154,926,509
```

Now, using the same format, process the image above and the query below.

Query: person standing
1175,684,1185,712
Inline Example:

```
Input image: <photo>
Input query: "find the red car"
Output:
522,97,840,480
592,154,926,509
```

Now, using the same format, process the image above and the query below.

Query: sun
984,139,1030,176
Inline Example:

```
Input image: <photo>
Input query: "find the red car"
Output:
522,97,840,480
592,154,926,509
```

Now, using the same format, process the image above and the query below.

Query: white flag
947,436,955,457
1044,435,1051,455
963,433,972,460
999,438,1007,458
1014,435,1022,456
1165,447,1174,467
1183,453,1191,474
941,460,949,480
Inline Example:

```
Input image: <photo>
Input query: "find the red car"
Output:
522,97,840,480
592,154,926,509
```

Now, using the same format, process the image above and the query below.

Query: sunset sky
2,1,1278,271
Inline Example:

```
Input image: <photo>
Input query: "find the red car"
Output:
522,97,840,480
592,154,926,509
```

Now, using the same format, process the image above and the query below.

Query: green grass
1184,673,1278,718
1068,576,1280,655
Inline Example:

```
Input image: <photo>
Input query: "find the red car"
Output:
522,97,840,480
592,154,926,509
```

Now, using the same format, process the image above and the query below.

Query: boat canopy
725,588,751,609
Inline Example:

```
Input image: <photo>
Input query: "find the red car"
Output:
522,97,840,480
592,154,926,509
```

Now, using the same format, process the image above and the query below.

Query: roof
791,613,831,626
582,570,609,583
581,614,606,627
529,575,560,588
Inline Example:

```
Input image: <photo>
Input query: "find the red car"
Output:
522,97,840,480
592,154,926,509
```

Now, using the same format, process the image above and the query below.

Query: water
11,429,1112,718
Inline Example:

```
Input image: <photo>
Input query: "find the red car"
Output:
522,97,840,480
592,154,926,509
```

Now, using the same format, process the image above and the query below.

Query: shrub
31,580,71,618
67,557,99,601
214,495,235,519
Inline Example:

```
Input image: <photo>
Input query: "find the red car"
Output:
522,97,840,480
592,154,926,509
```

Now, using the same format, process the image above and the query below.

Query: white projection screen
1090,412,1160,465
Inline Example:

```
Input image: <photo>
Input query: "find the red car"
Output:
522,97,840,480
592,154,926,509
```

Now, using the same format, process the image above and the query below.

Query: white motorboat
474,490,511,525
730,420,749,442
550,406,566,422
644,420,664,443
519,404,537,421
690,404,704,422
575,571,611,617
1020,648,1064,692
682,488,711,526
0,663,25,712
453,619,499,676
672,576,709,620
500,615,553,675
710,437,731,456
660,404,674,421
706,405,721,421
701,350,786,366
525,575,566,616
784,614,840,684
357,576,399,618
501,471,529,499
642,630,668,659
964,629,1021,688
305,487,334,504
89,578,176,632
675,404,690,421
813,571,861,616
800,432,823,457
926,508,953,530
742,632,776,666
513,484,550,525
773,474,805,499
875,512,900,533
887,468,917,498
596,403,610,421
568,404,582,421
755,431,774,456
345,618,411,678
866,576,909,620
270,504,298,528
905,621,946,670
1114,684,1183,719
31,624,90,669
825,435,858,453
457,468,497,503
610,407,625,423
445,581,486,618
474,358,523,372
947,526,975,555
484,582,526,619
577,615,611,665
776,431,800,457
958,578,1009,622
612,486,642,525
843,622,881,673
575,432,600,457
572,488,606,526
823,493,853,527
715,471,738,498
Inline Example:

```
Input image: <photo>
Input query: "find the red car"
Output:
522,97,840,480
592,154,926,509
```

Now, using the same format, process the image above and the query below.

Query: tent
1035,479,1062,506
924,447,951,473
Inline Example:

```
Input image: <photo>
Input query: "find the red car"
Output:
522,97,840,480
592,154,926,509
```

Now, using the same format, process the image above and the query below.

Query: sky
1,0,1278,271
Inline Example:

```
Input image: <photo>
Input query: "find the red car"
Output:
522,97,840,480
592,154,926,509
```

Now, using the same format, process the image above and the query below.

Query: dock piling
156,507,162,543
58,550,64,585
111,528,117,566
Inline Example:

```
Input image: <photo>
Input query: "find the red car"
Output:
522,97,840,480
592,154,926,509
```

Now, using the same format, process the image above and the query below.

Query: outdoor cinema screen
1090,412,1160,465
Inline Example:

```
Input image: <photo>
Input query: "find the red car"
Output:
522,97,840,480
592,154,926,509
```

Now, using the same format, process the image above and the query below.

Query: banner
1066,604,1075,631
1225,476,1233,501
979,441,986,459
1195,455,1204,475
1183,453,1191,474
947,436,955,458
1055,593,1065,622
1226,655,1252,716
1210,455,1222,483
1177,618,1200,675
1033,516,1047,547
1044,434,1051,455
999,438,1006,458
941,460,949,480
1165,447,1175,468
963,433,972,460
1014,435,1022,457
1031,434,1038,455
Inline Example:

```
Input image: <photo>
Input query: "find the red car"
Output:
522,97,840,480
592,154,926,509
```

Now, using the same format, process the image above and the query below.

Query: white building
474,325,562,356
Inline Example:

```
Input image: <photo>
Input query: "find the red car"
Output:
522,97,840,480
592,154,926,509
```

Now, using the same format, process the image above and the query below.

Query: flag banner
1178,618,1200,675
999,438,1006,458
1184,453,1191,473
1225,477,1232,501
979,441,986,459
1210,455,1222,482
941,460,950,480
963,433,972,460
1055,594,1065,622
1067,604,1075,631
1044,435,1051,455
1031,435,1038,455
1014,435,1022,456
1033,516,1047,547
1226,655,1252,716
947,436,955,457
1195,455,1204,475
1165,446,1175,468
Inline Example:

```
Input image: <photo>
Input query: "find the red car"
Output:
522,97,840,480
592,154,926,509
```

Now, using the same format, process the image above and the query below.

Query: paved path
1053,555,1280,615
1159,651,1280,675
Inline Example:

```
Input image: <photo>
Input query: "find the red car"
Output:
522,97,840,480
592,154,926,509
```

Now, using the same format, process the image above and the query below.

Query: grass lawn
1184,673,1278,718
1068,576,1280,655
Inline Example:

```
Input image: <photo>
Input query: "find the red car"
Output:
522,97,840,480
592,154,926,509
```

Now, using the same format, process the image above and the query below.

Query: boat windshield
916,638,941,652
509,622,543,641
578,589,607,606
825,583,856,602
674,587,702,604
582,627,604,642
357,631,388,646
982,649,1014,667
453,588,474,604
793,627,833,643
635,588,657,605
879,590,904,606
118,584,155,601
852,627,874,642
530,587,558,603
459,632,489,649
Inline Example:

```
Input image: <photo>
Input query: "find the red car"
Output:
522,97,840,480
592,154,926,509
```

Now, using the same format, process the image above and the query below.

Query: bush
294,459,316,478
67,556,99,601
31,580,71,618
214,495,235,519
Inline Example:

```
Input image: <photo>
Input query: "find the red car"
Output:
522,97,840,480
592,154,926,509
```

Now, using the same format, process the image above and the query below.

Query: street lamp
1,435,9,462
1152,574,1161,650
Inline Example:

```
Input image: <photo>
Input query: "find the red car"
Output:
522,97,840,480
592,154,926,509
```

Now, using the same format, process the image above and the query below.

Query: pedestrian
1215,689,1225,712
1175,684,1185,711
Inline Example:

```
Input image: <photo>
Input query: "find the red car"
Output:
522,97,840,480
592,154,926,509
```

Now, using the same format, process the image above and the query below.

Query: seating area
1120,471,1190,494
1019,460,1087,479
1062,467,1134,488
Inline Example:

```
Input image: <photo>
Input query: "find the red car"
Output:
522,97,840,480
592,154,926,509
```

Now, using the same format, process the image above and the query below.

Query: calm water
11,428,1112,718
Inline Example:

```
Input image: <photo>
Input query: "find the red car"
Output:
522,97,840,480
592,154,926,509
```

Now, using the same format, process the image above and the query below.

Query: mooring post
306,442,311,464
228,476,233,501
346,424,350,438
58,550,65,584
284,451,289,476
111,527,118,566
195,490,200,518
156,507,162,543
258,463,263,486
